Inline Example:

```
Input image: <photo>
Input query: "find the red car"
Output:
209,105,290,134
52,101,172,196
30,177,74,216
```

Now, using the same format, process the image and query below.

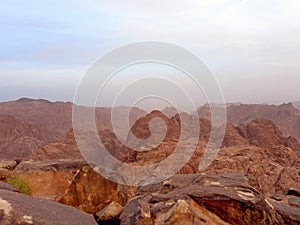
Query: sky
1,0,300,107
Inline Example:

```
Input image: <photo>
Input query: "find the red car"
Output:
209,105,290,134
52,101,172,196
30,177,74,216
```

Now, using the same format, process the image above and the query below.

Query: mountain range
1,98,300,224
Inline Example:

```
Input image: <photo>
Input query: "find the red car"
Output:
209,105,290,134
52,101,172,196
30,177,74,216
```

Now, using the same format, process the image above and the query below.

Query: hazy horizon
1,0,300,107
1,96,299,111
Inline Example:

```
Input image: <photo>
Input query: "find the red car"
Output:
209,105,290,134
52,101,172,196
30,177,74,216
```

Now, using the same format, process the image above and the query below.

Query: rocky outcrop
0,181,97,225
120,174,300,225
96,201,123,224
204,146,300,195
58,164,127,215
11,160,127,215
268,194,300,225
0,160,18,182
116,110,300,196
207,119,300,196
117,111,206,173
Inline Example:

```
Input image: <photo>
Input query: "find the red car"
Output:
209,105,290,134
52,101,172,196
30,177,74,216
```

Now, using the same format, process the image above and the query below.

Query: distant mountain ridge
0,98,146,160
198,102,300,142
1,98,300,161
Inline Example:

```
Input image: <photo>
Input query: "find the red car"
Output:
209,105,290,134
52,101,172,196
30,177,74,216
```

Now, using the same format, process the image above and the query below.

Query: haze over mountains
1,98,300,160
2,98,300,165
1,97,300,224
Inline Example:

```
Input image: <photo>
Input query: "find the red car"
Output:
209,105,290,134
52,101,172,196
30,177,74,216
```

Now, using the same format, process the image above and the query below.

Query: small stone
96,202,123,222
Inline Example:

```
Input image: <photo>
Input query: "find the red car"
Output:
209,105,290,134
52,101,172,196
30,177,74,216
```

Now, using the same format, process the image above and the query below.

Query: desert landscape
0,98,300,224
1,1,300,224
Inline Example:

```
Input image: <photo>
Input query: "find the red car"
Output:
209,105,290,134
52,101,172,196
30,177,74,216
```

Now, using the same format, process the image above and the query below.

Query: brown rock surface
121,173,300,225
0,181,97,225
12,160,127,215
204,119,300,196
117,111,205,172
204,145,300,196
96,201,123,224
268,195,300,225
59,164,127,215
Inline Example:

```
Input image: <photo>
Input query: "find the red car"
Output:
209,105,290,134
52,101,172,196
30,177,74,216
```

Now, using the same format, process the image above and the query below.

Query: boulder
12,160,127,215
121,173,300,225
268,195,300,225
0,181,97,225
58,164,127,215
96,201,123,224
0,161,18,170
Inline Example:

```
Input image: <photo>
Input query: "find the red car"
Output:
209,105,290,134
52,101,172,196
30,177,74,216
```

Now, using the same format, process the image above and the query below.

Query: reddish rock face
59,165,127,215
0,182,98,225
11,160,127,215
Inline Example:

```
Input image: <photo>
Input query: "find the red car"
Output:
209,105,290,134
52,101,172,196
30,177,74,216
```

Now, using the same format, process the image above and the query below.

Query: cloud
0,0,300,103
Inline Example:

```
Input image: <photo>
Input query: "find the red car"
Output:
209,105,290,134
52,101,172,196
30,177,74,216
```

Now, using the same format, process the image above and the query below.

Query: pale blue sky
1,0,300,105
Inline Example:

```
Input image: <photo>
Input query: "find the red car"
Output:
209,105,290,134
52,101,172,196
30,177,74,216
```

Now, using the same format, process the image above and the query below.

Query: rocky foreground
0,182,97,225
121,173,300,225
1,169,300,225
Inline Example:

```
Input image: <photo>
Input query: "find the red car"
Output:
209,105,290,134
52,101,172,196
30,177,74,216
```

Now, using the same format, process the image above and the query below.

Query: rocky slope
0,98,146,161
0,98,146,138
28,128,125,161
0,98,73,140
0,115,54,160
28,129,83,161
117,111,300,196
